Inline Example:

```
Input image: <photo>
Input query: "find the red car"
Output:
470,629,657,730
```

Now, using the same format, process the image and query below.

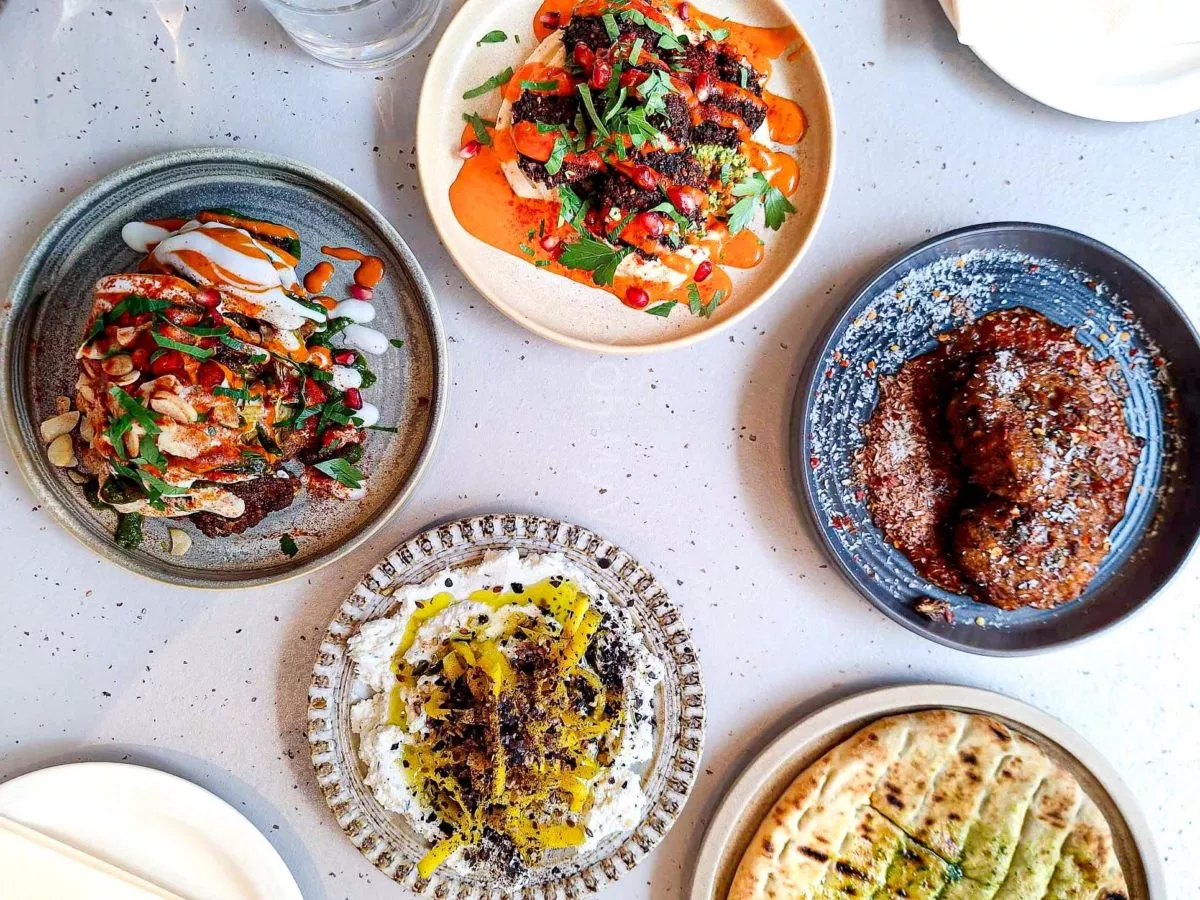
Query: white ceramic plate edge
415,0,837,354
689,683,1165,900
0,762,302,900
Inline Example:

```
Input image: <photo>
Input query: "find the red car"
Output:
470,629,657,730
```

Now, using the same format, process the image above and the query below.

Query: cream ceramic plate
0,762,302,900
690,684,1165,900
416,0,835,353
308,513,706,896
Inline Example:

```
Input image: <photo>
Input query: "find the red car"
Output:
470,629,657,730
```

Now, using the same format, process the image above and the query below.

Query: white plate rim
415,0,837,354
0,761,303,899
689,683,1165,900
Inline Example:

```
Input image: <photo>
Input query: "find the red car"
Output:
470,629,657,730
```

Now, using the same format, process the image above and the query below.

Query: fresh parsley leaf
699,20,730,41
314,457,366,490
557,184,585,228
602,12,620,41
558,236,629,286
462,66,513,99
762,186,796,230
645,301,676,317
639,69,675,118
732,171,771,198
576,84,609,137
280,534,299,557
462,111,493,146
726,194,758,235
477,29,507,45
110,387,162,435
544,135,568,175
152,332,214,359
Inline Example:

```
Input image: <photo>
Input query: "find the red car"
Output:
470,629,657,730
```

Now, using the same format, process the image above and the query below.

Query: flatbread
728,711,1129,900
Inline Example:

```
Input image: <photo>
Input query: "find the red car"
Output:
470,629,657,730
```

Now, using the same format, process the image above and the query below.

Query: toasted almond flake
150,392,198,424
40,410,80,443
115,326,140,347
112,369,140,386
102,354,134,377
54,396,72,415
168,528,192,556
79,417,95,442
66,469,90,485
48,434,76,467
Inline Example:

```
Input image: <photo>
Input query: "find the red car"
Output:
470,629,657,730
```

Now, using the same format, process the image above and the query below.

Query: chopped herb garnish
699,20,730,41
476,29,507,45
314,457,366,490
576,84,609,137
534,259,551,268
152,332,214,359
83,293,171,343
762,185,797,230
519,242,536,257
558,235,629,286
520,79,561,91
114,512,144,550
557,184,585,228
544,135,568,175
462,111,493,146
389,338,405,349
367,424,400,433
688,282,703,316
602,12,620,41
629,36,644,65
110,387,162,435
462,66,514,99
645,301,676,317
280,534,299,557
213,385,250,403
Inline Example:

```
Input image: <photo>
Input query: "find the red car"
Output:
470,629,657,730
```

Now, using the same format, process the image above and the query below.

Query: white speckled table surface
1,1,1197,897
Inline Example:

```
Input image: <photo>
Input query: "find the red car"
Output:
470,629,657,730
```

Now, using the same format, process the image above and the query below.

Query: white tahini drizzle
121,222,172,253
331,365,363,391
335,323,390,356
148,220,325,331
330,299,376,323
354,401,380,429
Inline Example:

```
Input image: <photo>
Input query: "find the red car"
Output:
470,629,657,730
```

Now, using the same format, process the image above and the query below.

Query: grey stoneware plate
792,222,1199,655
308,513,706,897
1,148,448,589
690,684,1164,900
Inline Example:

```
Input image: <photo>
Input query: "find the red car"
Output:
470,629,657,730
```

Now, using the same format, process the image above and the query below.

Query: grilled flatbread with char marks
728,710,1128,900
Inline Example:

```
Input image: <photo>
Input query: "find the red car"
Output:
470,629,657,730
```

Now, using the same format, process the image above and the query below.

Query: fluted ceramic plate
416,0,835,353
308,513,706,896
690,684,1163,900
794,223,1199,654
0,148,447,589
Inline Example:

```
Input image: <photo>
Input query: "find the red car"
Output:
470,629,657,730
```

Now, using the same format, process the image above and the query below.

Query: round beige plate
417,0,835,353
690,684,1164,900
308,513,706,896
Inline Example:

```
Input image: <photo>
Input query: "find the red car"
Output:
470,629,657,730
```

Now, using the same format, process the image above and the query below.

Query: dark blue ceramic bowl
792,223,1199,655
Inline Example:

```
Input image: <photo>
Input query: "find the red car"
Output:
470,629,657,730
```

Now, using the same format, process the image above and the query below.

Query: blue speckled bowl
792,223,1200,655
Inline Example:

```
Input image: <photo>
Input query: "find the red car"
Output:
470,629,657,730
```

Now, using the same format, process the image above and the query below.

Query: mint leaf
152,332,213,359
462,66,513,100
462,111,493,146
477,29,507,45
687,282,703,316
314,457,366,490
645,302,676,317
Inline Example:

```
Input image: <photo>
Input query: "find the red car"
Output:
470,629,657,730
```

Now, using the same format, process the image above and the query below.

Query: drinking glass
260,0,443,69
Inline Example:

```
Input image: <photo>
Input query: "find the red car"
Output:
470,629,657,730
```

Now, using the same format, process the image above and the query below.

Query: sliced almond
123,427,141,459
79,342,108,360
79,417,95,443
112,369,140,387
115,326,140,347
40,410,80,443
47,434,76,467
67,469,90,485
75,378,97,404
54,396,72,416
168,528,192,556
102,354,134,377
150,392,198,424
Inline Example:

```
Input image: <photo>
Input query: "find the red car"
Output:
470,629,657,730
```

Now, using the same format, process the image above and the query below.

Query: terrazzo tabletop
2,1,1198,897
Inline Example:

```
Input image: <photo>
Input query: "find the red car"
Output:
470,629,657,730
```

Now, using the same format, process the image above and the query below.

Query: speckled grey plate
1,148,447,589
793,223,1200,655
308,513,706,897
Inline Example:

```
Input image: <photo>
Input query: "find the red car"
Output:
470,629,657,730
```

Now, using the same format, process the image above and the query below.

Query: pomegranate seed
629,164,657,190
348,283,374,301
344,387,363,410
624,286,651,309
584,208,603,231
634,211,666,238
539,234,560,251
130,348,150,371
539,11,561,29
693,72,714,102
459,139,482,159
551,243,566,261
589,58,613,90
619,68,648,88
666,184,699,215
573,43,595,72
678,1,691,20
333,350,357,366
198,288,221,309
694,260,713,282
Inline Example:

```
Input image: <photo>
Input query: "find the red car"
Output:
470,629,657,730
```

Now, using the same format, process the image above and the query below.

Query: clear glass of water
260,0,444,69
